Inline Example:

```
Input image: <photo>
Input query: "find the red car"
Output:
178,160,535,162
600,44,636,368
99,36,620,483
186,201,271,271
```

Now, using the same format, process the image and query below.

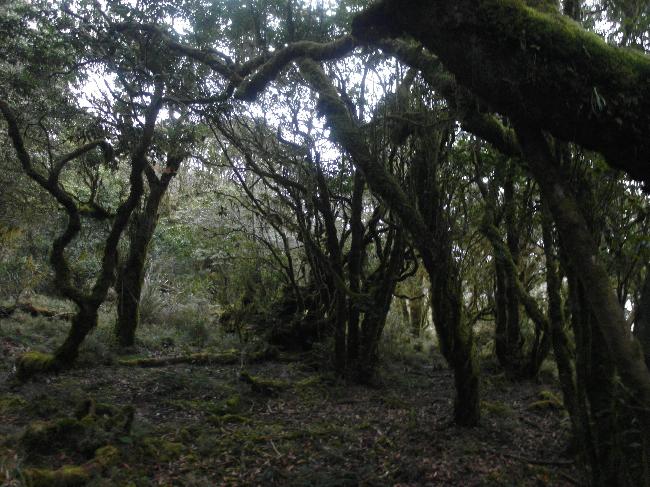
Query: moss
23,465,89,487
20,418,86,454
482,400,515,417
295,375,322,388
93,445,120,469
215,394,242,415
527,390,564,411
20,400,134,457
0,394,28,414
208,413,250,426
16,351,57,381
141,437,184,462
239,370,290,396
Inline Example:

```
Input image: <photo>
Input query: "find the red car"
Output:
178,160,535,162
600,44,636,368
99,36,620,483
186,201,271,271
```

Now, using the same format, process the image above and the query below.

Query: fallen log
117,346,281,368
0,302,75,320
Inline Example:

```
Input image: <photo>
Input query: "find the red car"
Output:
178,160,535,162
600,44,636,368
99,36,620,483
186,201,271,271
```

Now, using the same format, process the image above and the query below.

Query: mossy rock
22,444,120,487
20,399,134,457
20,418,87,455
16,351,58,381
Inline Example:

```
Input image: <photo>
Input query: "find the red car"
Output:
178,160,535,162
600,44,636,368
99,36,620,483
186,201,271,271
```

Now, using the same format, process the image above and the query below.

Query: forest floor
0,306,583,486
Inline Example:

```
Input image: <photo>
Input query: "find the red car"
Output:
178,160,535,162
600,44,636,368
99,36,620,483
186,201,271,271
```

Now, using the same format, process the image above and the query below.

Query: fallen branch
118,347,280,368
484,448,574,466
0,303,75,320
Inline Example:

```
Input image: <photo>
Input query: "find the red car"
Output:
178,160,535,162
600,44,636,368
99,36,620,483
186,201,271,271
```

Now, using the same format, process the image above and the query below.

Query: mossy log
352,0,650,185
117,346,279,368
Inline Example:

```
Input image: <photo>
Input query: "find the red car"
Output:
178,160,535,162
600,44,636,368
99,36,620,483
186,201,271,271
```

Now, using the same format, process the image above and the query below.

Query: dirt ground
0,313,582,486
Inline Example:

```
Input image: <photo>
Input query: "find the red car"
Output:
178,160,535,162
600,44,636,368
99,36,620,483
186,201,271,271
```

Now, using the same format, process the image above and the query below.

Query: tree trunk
115,191,162,347
115,153,182,347
428,252,480,426
347,170,365,364
54,303,99,365
635,272,650,368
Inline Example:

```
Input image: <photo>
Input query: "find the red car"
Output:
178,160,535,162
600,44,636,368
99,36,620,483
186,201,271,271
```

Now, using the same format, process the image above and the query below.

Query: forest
0,0,649,485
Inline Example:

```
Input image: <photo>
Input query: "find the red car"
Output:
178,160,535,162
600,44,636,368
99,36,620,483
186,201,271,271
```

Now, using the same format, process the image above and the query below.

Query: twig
269,439,282,458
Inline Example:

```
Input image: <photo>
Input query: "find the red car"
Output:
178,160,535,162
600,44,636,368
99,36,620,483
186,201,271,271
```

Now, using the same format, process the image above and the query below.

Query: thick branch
353,0,650,184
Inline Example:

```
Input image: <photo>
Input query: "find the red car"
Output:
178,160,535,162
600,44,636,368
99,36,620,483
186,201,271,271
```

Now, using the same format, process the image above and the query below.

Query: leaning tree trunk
518,126,650,487
115,153,183,347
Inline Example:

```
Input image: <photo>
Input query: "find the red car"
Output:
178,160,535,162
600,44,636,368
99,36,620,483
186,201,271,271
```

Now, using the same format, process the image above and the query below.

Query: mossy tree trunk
518,126,650,486
347,170,365,365
477,175,550,379
115,152,184,347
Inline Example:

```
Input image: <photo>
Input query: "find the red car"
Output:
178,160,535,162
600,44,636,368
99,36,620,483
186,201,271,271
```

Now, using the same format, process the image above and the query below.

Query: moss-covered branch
353,0,650,184
235,36,357,101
